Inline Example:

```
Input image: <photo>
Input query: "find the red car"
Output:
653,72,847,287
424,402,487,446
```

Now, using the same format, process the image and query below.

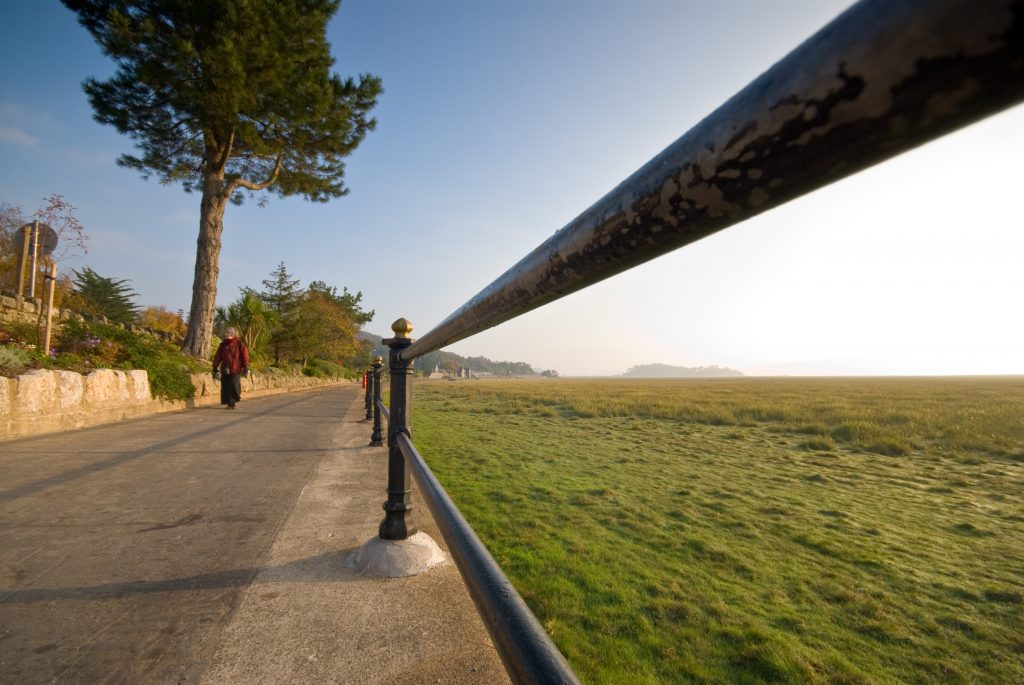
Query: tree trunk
181,171,228,359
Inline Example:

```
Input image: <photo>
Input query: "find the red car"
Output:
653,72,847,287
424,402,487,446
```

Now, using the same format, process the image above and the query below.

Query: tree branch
225,153,283,195
215,129,235,171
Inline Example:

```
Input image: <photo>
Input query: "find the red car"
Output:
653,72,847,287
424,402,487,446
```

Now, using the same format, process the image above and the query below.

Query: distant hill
356,331,389,360
357,331,541,376
621,363,743,378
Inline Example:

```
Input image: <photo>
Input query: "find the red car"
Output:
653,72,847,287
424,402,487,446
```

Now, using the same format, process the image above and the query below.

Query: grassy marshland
411,377,1024,684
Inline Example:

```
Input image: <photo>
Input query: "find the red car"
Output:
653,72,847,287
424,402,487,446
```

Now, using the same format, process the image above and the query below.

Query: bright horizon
1,1,1022,377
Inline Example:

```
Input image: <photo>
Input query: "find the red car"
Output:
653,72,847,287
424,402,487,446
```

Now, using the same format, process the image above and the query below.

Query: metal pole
370,355,384,447
16,224,31,299
400,0,1024,362
43,263,57,355
379,318,418,540
363,368,372,420
28,221,39,299
396,432,582,684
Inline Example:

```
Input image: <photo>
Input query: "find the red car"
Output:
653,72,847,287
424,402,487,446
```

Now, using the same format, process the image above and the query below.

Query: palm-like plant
215,290,277,361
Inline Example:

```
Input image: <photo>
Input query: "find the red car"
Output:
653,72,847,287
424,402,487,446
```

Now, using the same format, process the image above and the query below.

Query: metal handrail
371,398,577,682
402,0,1024,362
396,433,581,685
370,1,1024,682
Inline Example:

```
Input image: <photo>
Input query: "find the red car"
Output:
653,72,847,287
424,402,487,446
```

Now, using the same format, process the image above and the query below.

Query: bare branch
225,153,283,195
215,129,235,171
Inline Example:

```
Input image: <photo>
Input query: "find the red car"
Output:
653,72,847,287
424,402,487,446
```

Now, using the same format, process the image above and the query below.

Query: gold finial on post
373,355,384,365
391,318,413,339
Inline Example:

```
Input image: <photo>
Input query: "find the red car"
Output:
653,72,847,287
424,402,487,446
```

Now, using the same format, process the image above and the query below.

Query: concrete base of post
351,531,446,578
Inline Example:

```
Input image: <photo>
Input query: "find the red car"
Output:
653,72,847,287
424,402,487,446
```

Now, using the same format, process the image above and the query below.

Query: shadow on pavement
0,547,364,604
0,394,315,505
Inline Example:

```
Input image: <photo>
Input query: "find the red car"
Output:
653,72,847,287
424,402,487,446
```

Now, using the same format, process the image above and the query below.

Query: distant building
427,364,494,380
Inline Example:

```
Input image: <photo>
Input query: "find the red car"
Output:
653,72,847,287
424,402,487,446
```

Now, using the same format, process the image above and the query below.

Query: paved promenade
0,385,509,684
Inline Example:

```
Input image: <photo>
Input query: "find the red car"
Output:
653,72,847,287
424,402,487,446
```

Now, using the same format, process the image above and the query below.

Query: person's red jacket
213,338,250,375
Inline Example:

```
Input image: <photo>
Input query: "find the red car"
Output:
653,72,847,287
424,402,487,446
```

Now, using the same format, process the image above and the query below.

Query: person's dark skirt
220,373,242,407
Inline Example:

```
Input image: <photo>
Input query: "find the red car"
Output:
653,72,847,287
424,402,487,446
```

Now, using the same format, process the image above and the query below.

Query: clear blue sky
2,1,1022,376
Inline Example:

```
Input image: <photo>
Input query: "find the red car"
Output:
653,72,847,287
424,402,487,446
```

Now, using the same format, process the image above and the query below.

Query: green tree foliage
414,350,456,375
62,0,383,359
56,319,199,400
290,290,360,366
215,290,277,361
255,262,303,363
258,262,304,317
463,355,536,377
413,350,537,377
348,339,375,372
138,306,187,341
307,280,374,327
229,263,368,369
71,267,140,325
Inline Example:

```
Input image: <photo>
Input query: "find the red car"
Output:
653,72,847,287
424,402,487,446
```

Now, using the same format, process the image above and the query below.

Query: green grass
411,377,1024,684
303,358,347,379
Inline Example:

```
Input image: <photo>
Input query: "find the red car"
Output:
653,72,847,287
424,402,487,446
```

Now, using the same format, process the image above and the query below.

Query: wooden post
16,224,31,298
43,262,57,355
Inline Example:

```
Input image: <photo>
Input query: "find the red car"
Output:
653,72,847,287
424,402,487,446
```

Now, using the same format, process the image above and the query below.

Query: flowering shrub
58,324,123,367
52,319,203,400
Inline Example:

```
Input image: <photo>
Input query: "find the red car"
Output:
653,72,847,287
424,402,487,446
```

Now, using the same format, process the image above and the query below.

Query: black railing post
363,367,372,421
370,355,384,447
379,318,418,540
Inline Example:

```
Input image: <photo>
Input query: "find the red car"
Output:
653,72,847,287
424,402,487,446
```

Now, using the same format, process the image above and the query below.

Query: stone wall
0,291,176,342
1,368,350,441
1,292,79,327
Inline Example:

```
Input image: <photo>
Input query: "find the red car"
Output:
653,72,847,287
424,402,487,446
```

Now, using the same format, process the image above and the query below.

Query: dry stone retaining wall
0,291,177,341
1,368,349,441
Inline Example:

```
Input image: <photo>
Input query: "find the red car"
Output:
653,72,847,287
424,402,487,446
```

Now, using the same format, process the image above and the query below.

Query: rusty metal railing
366,1,1024,683
402,0,1024,361
396,432,579,684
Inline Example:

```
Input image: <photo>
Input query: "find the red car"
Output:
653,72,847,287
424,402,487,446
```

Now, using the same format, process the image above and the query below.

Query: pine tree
62,0,382,359
72,267,139,325
256,262,303,364
258,263,303,318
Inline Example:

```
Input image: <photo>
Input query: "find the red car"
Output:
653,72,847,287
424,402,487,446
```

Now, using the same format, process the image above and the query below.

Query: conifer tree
255,262,303,364
62,0,382,358
72,267,140,325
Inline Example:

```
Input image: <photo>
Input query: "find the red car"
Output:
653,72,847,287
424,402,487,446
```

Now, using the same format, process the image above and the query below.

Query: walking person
213,327,250,409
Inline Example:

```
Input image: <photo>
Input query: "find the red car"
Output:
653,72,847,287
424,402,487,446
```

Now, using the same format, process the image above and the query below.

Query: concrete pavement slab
199,386,509,685
0,384,509,684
